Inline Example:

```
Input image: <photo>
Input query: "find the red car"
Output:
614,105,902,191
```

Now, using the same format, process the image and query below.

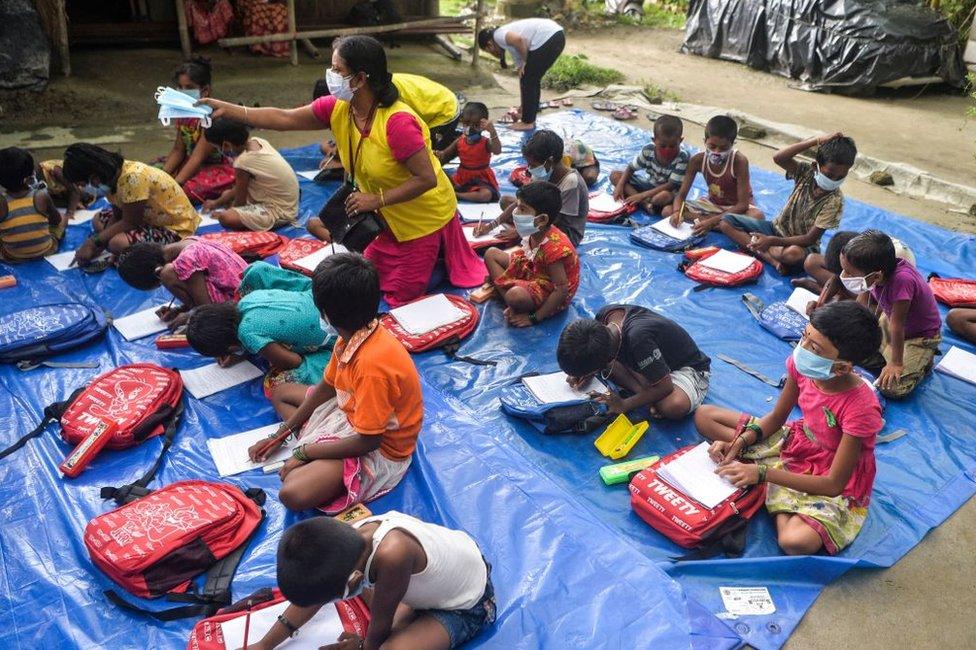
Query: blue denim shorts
721,214,778,236
426,561,497,648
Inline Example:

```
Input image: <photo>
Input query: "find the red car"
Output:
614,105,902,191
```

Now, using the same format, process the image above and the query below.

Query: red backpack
586,193,638,224
200,231,290,259
85,480,266,620
187,588,370,650
629,445,766,557
679,248,763,289
0,363,184,462
379,294,493,365
509,165,531,188
928,274,976,307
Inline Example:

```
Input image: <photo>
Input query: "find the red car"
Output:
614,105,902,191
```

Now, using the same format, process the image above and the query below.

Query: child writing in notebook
840,230,942,399
718,133,855,274
610,114,689,215
254,513,495,650
248,253,423,514
437,102,502,203
201,118,300,231
557,304,711,420
35,158,90,218
484,182,580,327
159,57,234,203
185,283,333,396
115,238,248,329
695,301,883,555
671,115,763,236
0,147,67,262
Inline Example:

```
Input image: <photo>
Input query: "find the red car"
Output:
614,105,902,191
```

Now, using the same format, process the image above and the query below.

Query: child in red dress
438,102,501,203
484,181,580,327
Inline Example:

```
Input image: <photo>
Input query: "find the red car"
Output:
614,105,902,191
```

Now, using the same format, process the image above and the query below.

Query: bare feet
509,121,536,131
790,277,822,293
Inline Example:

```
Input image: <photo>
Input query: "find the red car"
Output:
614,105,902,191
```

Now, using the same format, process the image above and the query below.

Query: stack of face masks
154,86,213,128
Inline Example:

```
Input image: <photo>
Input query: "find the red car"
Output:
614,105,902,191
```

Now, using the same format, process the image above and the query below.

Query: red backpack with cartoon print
379,294,493,365
509,166,531,188
187,588,370,650
629,445,766,557
679,248,763,289
928,274,976,307
85,480,266,620
200,231,289,259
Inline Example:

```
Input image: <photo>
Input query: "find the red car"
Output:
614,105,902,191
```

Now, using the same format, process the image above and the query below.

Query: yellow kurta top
391,73,458,128
331,100,456,243
109,161,200,238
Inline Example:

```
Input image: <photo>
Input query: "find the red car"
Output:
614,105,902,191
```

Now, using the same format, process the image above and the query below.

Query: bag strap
673,513,750,561
716,353,785,388
741,292,766,321
442,336,497,366
100,400,185,505
0,385,86,461
102,488,267,620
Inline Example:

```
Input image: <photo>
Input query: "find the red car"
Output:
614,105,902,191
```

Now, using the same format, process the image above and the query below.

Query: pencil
254,424,293,460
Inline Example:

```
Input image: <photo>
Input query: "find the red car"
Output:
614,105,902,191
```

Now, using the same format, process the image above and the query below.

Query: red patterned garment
236,0,290,58
493,226,580,310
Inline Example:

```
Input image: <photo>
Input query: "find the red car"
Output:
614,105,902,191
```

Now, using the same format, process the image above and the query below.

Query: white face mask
326,68,355,102
840,273,871,295
814,167,844,191
513,213,537,238
707,150,731,166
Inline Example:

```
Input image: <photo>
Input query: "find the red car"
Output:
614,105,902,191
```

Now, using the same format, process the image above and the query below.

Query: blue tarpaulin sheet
0,110,973,650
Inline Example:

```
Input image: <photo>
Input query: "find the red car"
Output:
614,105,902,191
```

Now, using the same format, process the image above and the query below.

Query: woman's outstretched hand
195,98,233,119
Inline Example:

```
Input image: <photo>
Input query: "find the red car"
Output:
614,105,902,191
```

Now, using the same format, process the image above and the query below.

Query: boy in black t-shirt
556,305,711,420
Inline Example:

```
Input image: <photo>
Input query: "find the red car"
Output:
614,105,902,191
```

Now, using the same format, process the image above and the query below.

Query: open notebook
181,361,263,399
464,224,506,244
589,193,627,213
657,442,737,509
218,598,348,650
935,346,976,386
698,249,756,274
389,294,467,335
112,305,169,341
291,242,349,274
522,371,604,404
457,202,504,224
784,287,819,320
207,424,295,477
650,217,695,241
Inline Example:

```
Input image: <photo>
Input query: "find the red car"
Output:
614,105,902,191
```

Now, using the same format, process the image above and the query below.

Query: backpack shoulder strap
0,385,86,461
100,400,185,505
442,336,497,366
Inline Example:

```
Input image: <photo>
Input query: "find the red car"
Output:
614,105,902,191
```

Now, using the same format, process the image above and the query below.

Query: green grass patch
641,80,680,103
542,54,625,91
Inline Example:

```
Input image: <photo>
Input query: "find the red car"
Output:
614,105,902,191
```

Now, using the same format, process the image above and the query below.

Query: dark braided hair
62,143,124,187
334,36,399,107
174,55,212,87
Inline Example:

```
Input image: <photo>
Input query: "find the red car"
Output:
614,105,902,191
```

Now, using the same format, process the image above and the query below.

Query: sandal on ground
612,107,637,120
592,101,619,111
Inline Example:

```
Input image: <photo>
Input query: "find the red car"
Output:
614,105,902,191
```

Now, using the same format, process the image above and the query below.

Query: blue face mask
792,344,836,380
464,127,483,145
527,163,550,181
513,212,537,238
813,167,844,192
83,182,112,198
179,88,201,100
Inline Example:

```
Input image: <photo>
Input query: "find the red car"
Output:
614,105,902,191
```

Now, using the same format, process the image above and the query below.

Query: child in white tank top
257,512,495,650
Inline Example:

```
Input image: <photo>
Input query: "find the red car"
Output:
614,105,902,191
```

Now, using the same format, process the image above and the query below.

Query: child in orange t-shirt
249,253,423,514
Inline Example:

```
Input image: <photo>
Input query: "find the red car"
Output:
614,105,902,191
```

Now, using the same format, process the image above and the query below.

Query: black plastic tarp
681,0,966,93
0,0,50,91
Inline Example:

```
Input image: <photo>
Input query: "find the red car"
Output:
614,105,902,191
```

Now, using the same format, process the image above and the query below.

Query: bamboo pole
472,0,485,69
56,0,71,76
173,0,191,59
217,17,462,48
287,0,298,65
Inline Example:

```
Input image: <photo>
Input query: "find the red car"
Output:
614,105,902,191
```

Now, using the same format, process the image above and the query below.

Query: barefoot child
484,182,580,327
255,513,495,650
695,301,883,555
186,286,333,395
841,230,942,398
671,115,763,236
437,102,502,203
719,133,855,274
159,57,235,202
0,147,67,261
556,305,710,420
249,253,422,513
202,118,300,231
115,238,248,329
610,114,689,215
947,308,976,344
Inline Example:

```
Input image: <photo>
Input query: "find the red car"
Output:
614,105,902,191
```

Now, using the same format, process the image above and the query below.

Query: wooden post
174,0,191,59
287,0,298,66
472,0,485,68
56,0,71,76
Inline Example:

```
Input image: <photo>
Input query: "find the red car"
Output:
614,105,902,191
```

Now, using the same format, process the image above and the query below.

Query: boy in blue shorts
718,132,856,274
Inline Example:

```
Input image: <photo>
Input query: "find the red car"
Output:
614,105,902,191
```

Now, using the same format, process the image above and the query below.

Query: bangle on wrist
292,444,310,462
277,614,299,637
528,312,539,325
744,422,763,443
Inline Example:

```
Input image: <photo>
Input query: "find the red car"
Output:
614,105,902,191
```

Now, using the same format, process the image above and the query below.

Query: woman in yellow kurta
62,143,200,266
200,36,485,306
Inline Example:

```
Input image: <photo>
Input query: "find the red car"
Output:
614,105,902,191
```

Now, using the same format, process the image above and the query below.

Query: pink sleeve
386,112,426,162
839,388,883,438
310,96,337,126
170,243,207,282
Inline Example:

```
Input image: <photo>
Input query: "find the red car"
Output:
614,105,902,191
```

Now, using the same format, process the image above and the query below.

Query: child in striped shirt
610,114,690,215
0,147,67,262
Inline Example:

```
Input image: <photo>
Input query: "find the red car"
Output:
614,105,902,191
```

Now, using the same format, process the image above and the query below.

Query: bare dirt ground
1,27,975,648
